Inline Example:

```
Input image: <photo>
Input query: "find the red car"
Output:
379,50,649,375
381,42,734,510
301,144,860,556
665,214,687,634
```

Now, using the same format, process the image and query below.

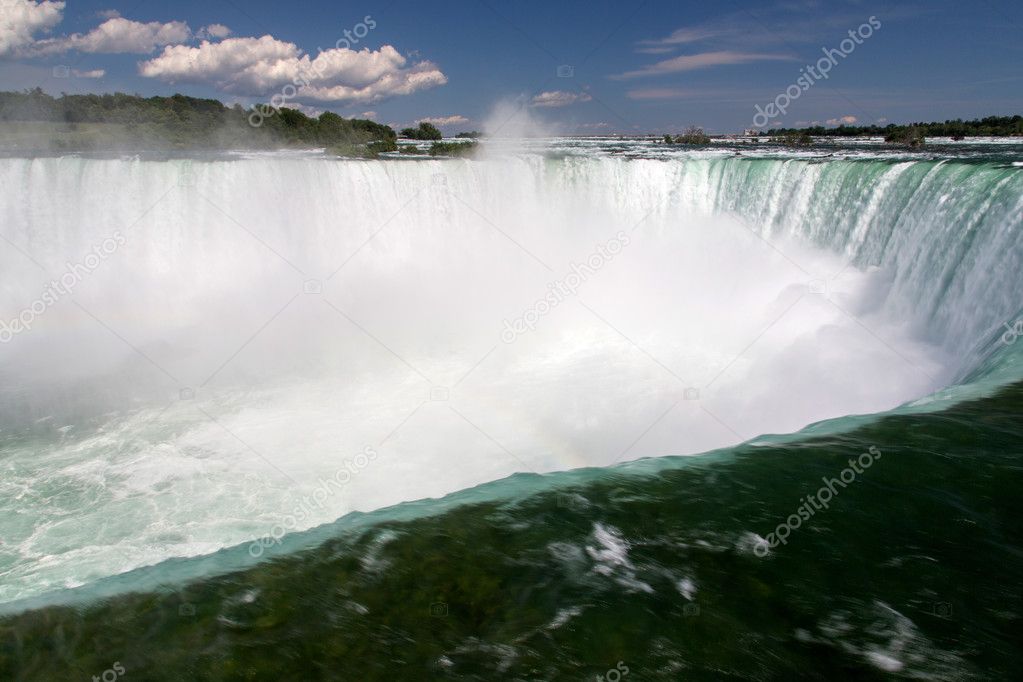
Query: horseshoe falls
1,145,1022,680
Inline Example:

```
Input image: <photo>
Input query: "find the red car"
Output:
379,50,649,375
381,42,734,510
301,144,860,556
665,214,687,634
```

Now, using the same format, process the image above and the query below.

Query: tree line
765,115,1023,139
0,88,396,150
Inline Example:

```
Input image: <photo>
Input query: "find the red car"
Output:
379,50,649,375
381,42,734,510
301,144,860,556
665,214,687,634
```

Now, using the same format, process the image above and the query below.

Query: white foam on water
0,150,1020,604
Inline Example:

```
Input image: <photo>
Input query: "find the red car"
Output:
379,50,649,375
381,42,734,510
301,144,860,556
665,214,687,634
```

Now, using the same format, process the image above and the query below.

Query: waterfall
0,152,1020,605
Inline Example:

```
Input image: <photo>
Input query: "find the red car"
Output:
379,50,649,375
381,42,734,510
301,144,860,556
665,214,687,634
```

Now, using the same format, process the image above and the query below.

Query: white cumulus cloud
826,115,858,125
197,23,230,40
530,90,592,108
0,0,64,57
31,16,191,54
139,36,446,103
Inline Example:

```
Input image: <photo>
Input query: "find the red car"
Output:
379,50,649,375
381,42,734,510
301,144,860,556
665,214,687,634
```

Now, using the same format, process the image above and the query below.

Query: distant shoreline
3,90,1022,154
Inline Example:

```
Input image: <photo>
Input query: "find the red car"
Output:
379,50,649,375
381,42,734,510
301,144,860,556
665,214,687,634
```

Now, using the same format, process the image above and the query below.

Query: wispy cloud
626,87,697,100
627,5,924,58
612,51,796,80
626,86,760,101
826,115,858,125
530,90,592,108
637,26,732,48
634,46,675,55
417,115,469,126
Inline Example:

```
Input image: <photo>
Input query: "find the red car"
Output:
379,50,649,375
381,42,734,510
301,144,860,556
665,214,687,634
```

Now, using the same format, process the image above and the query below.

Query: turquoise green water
2,380,1022,680
1,142,1022,679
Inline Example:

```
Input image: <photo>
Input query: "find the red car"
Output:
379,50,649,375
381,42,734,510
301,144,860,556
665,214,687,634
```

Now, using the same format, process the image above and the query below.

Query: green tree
400,122,443,140
675,126,710,145
884,126,925,147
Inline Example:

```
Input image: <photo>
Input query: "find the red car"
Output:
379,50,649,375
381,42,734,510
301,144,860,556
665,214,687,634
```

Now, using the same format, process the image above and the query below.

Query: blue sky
2,0,1022,133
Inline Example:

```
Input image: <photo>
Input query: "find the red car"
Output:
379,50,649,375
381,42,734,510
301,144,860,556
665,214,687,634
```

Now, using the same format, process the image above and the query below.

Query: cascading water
1,149,1021,608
